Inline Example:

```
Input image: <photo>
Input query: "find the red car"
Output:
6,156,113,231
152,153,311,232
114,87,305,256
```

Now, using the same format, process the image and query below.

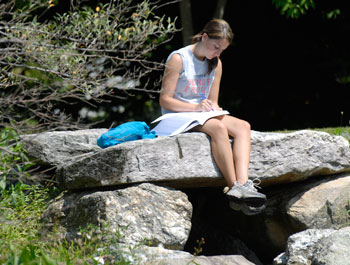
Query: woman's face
202,33,230,60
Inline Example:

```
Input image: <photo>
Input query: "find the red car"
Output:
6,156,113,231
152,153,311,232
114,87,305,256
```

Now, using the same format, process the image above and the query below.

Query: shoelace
244,178,262,191
223,178,262,194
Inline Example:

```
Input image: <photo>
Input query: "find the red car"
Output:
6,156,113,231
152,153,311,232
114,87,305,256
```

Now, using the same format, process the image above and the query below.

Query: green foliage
274,127,350,147
0,0,179,131
193,237,205,256
0,183,49,242
0,181,141,264
326,9,341,20
272,0,315,19
314,127,350,142
0,127,34,188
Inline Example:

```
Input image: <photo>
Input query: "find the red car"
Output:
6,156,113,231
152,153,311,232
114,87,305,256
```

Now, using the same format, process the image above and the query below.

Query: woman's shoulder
166,47,188,66
167,52,183,64
217,58,222,68
167,45,191,60
166,53,183,74
166,45,194,73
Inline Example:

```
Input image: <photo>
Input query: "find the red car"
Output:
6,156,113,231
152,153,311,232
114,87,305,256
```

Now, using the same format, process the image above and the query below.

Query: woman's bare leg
221,115,251,185
196,115,251,187
197,115,266,215
196,117,237,188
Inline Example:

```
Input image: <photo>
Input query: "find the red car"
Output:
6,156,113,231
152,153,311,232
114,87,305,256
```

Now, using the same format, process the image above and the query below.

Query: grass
313,126,350,141
0,182,139,265
275,126,350,141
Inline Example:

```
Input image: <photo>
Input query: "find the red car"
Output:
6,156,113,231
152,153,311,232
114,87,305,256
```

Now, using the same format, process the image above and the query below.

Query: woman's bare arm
160,54,205,112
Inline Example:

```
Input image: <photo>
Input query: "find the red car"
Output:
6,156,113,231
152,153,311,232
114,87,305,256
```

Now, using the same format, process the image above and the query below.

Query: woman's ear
201,32,209,42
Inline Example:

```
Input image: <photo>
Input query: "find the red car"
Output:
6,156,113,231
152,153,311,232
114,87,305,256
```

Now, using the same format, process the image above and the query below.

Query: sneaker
224,179,267,206
229,201,266,216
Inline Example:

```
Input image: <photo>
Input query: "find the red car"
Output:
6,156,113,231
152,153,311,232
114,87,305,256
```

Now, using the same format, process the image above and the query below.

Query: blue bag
97,121,157,148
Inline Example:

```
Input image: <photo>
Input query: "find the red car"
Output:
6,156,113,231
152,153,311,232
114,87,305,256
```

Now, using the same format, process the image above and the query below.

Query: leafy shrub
0,0,179,131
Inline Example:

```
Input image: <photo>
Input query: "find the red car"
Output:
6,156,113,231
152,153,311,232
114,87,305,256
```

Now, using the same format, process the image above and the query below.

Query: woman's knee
229,119,251,138
238,120,251,138
240,120,251,133
202,119,228,137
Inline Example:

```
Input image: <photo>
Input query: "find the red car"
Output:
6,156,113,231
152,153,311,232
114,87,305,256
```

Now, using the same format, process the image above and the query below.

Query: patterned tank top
161,45,216,114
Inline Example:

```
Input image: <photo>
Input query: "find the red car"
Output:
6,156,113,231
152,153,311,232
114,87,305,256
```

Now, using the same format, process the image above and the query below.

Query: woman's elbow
159,95,168,109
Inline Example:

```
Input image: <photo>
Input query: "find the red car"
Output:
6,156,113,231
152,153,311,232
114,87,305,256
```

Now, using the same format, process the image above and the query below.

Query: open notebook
151,110,229,136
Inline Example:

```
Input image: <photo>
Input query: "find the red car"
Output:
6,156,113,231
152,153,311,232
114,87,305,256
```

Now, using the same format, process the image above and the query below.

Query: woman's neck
191,43,205,61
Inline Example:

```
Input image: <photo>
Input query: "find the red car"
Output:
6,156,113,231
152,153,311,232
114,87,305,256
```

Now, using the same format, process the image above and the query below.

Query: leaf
0,177,6,190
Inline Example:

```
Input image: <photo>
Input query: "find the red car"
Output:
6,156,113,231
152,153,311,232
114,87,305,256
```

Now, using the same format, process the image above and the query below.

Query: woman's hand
196,99,214,112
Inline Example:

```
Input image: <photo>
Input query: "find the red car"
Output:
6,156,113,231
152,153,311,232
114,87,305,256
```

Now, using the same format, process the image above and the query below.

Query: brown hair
192,19,234,74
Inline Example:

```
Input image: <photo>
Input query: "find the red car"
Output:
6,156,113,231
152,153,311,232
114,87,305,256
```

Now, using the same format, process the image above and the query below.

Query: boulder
144,255,256,265
273,227,350,265
20,128,350,263
55,132,223,190
52,130,350,190
286,173,350,230
250,130,350,185
21,129,107,166
41,183,192,250
108,245,256,265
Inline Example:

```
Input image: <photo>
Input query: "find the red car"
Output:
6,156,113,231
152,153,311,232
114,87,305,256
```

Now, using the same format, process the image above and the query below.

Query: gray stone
313,226,350,265
41,183,192,250
54,130,350,190
109,245,255,265
24,127,350,264
21,129,107,166
286,174,350,229
56,132,223,190
145,255,256,265
274,227,350,265
283,228,335,265
250,130,350,186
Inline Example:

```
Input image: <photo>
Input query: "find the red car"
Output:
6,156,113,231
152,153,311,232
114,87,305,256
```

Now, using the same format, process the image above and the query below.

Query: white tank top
161,45,216,114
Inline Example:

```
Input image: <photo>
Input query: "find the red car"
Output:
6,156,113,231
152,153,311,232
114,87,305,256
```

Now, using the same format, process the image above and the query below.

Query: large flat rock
56,132,223,190
250,130,350,185
53,130,350,190
21,129,107,166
